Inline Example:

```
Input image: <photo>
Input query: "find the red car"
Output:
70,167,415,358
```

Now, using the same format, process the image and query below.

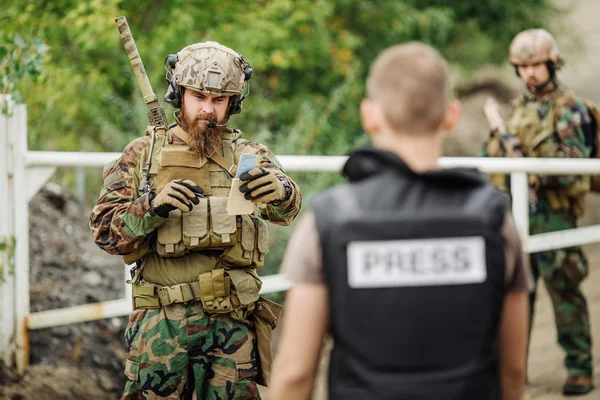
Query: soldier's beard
180,111,226,157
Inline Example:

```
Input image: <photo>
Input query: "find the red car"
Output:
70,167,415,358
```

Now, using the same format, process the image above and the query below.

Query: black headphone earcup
164,75,181,108
229,94,244,115
243,64,252,82
546,61,556,80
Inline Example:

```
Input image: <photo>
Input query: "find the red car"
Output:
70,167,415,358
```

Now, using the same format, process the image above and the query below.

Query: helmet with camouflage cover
509,29,564,68
164,41,252,113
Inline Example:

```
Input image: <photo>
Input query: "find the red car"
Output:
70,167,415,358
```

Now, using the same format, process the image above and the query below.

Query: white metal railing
3,102,600,373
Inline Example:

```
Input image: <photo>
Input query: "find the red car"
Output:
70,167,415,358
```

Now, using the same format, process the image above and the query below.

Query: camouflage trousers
121,300,261,400
529,198,593,377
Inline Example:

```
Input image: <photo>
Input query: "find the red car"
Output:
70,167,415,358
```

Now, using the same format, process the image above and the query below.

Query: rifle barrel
115,16,167,128
115,16,159,109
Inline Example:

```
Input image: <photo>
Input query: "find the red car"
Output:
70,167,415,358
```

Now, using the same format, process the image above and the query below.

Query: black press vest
312,149,509,400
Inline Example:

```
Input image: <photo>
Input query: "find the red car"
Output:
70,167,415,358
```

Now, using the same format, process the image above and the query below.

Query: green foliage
0,32,48,110
0,0,560,279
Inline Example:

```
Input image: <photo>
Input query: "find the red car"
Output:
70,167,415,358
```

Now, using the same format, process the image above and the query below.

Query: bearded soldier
481,29,594,396
90,41,301,399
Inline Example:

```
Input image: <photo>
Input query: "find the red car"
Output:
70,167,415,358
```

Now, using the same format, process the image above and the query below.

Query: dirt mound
1,183,129,399
444,78,518,157
0,363,118,400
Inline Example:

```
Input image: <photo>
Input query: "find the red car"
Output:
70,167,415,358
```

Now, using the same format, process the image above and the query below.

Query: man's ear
360,99,381,137
440,99,462,135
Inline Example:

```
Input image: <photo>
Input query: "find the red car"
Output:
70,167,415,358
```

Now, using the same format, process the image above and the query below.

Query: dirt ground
524,239,600,400
0,184,127,400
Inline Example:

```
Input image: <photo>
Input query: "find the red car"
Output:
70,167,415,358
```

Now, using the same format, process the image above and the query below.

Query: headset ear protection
228,56,253,115
164,54,181,108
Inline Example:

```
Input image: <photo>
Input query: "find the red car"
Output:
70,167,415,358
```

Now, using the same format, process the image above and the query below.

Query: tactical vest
506,93,561,158
138,126,269,271
313,153,508,400
492,91,590,214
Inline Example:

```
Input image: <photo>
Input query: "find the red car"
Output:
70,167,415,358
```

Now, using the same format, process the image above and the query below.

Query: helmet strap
531,61,558,94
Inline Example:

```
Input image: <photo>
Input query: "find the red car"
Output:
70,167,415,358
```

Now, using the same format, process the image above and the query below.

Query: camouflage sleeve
536,99,592,190
237,139,302,226
89,137,167,255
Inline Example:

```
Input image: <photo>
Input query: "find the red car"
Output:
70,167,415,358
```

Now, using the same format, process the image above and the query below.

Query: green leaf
13,33,26,48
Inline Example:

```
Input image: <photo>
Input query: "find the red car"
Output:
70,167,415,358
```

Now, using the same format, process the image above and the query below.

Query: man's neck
372,130,444,172
529,81,558,102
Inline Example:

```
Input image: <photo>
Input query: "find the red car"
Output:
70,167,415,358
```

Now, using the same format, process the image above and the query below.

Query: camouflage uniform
481,89,593,377
90,126,300,399
91,39,300,398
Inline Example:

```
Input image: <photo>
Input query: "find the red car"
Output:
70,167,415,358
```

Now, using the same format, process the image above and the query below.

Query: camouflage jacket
481,88,592,196
89,127,302,257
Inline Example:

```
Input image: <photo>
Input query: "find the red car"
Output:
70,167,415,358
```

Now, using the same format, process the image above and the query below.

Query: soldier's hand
150,179,204,218
238,168,285,204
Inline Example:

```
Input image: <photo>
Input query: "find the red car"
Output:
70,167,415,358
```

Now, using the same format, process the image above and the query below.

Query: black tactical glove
239,168,289,204
150,179,203,218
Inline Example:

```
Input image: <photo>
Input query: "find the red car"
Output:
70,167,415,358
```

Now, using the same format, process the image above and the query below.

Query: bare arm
498,291,529,400
269,283,329,400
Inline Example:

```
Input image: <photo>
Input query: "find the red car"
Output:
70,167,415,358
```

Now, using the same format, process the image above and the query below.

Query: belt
132,269,240,311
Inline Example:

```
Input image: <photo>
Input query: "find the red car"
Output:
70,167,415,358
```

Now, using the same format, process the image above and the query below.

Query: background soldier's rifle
115,16,168,195
483,96,538,211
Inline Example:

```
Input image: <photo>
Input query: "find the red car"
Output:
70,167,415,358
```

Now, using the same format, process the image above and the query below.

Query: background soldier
270,42,532,400
481,29,594,396
90,41,301,399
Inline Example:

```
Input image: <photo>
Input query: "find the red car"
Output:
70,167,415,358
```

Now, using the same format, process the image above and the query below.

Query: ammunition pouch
156,197,238,257
544,189,585,218
131,268,261,320
252,296,283,387
222,215,270,269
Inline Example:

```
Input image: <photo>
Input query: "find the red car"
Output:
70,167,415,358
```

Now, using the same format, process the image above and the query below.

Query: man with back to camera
481,29,594,396
269,42,533,400
89,41,301,399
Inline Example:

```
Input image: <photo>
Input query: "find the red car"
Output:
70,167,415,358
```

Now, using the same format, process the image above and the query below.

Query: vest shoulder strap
209,151,238,177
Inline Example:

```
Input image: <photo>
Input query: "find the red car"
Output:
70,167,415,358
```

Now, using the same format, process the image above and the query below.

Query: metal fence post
510,172,530,246
11,104,30,373
0,96,16,367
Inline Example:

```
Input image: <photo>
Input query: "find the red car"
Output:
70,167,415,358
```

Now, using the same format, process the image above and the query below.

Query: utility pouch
198,269,233,314
156,209,185,257
253,297,283,387
226,268,261,306
182,198,209,248
565,177,591,198
252,218,270,269
545,191,564,211
222,215,256,267
572,197,586,219
209,197,237,246
131,282,160,309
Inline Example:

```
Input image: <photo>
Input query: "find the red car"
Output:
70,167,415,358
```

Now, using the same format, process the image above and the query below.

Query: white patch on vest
347,236,486,288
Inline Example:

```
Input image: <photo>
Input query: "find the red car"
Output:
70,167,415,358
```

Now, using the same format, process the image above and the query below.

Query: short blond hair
366,42,451,134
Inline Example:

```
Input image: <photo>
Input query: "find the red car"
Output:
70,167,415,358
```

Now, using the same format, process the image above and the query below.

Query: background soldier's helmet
164,41,252,112
509,29,564,68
